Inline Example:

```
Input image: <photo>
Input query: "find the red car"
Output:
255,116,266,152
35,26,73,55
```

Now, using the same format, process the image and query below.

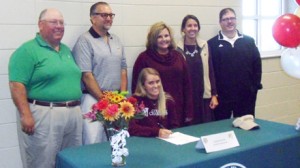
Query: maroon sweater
131,49,193,126
128,96,178,137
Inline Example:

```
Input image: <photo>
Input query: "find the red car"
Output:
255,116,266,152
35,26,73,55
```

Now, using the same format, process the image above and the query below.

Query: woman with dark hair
131,21,193,127
129,68,178,138
177,15,218,124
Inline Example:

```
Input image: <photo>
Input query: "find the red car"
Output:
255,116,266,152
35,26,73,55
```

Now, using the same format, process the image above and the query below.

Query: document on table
158,132,200,145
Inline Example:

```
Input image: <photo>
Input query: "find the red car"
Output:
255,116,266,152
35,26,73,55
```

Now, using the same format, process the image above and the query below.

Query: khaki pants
17,104,82,168
81,94,107,145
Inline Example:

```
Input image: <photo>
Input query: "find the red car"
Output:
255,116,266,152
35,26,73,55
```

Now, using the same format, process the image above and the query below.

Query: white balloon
295,6,300,18
281,47,300,79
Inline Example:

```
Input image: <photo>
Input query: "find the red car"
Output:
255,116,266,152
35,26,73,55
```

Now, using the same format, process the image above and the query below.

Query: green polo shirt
9,33,82,102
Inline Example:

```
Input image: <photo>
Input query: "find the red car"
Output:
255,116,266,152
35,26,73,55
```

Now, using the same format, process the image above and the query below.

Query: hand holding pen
157,123,172,138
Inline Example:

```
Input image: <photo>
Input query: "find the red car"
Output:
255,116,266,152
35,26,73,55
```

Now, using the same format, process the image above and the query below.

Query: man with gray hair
73,2,128,145
9,8,82,168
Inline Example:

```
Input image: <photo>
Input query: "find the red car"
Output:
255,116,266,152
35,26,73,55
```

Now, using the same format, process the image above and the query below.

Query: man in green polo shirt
8,8,82,168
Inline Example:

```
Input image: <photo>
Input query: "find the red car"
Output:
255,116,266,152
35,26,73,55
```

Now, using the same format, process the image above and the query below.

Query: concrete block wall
1,0,299,167
256,58,300,124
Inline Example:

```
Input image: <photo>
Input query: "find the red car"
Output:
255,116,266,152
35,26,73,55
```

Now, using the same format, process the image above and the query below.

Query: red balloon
296,0,300,5
272,14,300,48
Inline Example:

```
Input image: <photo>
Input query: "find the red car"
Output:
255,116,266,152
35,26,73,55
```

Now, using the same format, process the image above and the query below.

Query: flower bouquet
83,91,145,166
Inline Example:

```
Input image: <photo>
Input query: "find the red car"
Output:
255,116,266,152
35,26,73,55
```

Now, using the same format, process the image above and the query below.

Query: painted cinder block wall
0,0,299,167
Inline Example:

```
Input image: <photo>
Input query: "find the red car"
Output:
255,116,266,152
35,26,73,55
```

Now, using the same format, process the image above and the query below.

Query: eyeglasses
221,17,236,22
93,13,115,19
41,20,65,26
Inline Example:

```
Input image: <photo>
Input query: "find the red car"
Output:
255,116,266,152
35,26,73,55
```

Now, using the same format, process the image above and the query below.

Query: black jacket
208,31,262,102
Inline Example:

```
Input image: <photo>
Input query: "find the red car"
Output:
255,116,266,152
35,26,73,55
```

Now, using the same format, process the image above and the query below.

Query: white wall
1,0,300,167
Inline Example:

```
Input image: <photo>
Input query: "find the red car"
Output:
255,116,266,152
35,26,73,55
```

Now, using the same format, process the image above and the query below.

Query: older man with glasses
72,1,128,145
9,8,83,168
208,8,263,121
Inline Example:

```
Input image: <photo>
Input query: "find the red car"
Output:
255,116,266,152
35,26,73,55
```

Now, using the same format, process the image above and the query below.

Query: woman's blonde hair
134,68,172,117
146,21,177,51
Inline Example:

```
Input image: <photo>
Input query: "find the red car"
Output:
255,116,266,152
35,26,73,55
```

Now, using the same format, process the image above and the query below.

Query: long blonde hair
134,68,172,117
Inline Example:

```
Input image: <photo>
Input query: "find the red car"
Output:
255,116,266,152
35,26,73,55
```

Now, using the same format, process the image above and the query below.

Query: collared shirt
221,31,241,47
72,27,127,91
9,33,82,101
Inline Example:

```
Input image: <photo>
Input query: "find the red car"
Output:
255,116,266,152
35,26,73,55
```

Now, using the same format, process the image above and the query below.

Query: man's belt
27,98,80,107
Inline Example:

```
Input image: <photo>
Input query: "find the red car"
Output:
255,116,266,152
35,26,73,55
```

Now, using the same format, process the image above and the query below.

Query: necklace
150,99,157,107
185,45,198,57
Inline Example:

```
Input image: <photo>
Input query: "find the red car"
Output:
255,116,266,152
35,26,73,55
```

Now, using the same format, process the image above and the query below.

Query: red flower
136,101,145,113
127,96,137,104
84,91,145,130
103,104,120,121
93,99,109,111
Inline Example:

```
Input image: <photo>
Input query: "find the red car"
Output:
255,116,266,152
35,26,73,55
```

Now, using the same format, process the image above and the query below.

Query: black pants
214,91,258,120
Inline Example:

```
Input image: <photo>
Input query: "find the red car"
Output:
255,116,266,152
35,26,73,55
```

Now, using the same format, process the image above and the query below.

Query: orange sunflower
119,101,135,120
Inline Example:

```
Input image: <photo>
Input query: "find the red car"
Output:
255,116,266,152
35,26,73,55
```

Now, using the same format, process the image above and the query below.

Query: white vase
108,129,129,167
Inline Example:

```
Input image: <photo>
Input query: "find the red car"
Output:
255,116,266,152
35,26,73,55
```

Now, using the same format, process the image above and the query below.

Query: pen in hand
157,123,173,138
157,122,166,129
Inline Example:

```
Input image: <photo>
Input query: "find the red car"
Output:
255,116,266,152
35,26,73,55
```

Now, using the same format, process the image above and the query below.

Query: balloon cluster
272,0,300,79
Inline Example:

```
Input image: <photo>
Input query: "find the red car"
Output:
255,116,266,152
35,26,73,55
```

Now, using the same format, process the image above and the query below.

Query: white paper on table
201,130,239,153
157,132,200,145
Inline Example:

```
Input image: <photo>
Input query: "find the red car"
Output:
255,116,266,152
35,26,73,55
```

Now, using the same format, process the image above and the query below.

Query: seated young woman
128,68,179,138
